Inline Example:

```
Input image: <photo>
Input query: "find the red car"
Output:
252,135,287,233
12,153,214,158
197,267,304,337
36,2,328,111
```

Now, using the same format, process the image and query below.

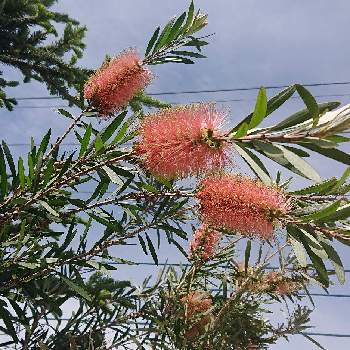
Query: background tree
1,1,350,349
0,0,88,110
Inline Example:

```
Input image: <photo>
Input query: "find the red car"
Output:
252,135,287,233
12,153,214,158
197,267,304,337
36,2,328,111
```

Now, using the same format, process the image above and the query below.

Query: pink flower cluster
189,225,221,261
196,174,290,239
181,291,213,339
136,104,229,179
84,49,152,116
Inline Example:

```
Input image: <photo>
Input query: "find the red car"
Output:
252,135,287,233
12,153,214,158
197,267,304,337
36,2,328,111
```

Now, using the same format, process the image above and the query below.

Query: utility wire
12,92,350,109
77,260,350,272
12,80,350,100
304,332,350,338
5,90,350,147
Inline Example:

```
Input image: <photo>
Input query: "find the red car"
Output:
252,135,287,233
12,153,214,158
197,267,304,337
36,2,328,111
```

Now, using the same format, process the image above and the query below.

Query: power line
304,332,350,338
81,261,350,273
12,80,350,101
12,92,350,110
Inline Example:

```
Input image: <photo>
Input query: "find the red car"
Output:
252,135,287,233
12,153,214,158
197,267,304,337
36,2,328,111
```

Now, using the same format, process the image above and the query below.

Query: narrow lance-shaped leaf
234,144,271,185
295,84,319,127
37,129,51,161
299,200,342,222
100,110,127,143
167,12,186,42
79,123,92,157
298,142,350,166
330,166,350,193
145,26,160,56
320,241,345,284
270,101,340,132
18,157,25,189
138,235,148,256
146,233,158,265
182,0,195,34
61,276,92,302
1,141,16,187
230,85,296,133
0,145,7,199
0,305,19,342
153,17,176,53
277,145,321,182
94,134,104,152
244,240,251,272
249,87,267,129
38,200,59,217
290,237,307,267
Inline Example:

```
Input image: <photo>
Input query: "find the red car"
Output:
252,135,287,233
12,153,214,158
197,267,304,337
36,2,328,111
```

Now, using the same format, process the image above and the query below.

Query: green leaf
319,203,350,222
57,108,73,119
299,200,342,222
183,0,195,34
290,237,307,267
18,157,25,189
244,240,251,272
234,144,271,184
43,158,54,187
0,146,7,200
153,17,176,53
283,145,310,158
37,129,51,160
102,165,121,184
138,235,148,256
169,238,188,257
100,110,127,143
308,249,329,287
249,87,267,129
154,56,195,64
252,141,305,178
331,166,350,192
94,134,104,151
170,50,206,58
167,12,186,42
27,153,34,181
266,85,296,116
301,333,327,350
278,145,321,182
145,26,160,56
112,122,129,144
270,101,340,132
79,123,92,157
1,141,16,186
320,241,345,284
292,178,338,195
184,38,209,49
298,142,350,166
0,305,19,342
38,200,59,217
61,277,92,302
295,84,319,127
287,226,329,286
234,122,249,138
146,233,158,265
231,85,296,133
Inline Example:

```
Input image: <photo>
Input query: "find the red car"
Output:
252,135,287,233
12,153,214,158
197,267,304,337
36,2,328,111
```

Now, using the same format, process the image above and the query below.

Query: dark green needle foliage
0,0,89,110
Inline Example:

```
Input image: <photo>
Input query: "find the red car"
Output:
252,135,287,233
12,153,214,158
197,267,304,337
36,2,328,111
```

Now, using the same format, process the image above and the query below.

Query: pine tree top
0,0,90,110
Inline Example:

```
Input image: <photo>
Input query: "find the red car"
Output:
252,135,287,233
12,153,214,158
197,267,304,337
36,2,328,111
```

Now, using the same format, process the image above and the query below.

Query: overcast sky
1,0,350,348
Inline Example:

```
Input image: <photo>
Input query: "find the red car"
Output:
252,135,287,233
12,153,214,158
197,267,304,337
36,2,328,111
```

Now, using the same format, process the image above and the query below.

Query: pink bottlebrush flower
181,291,213,340
84,49,152,117
189,225,221,261
196,174,290,239
135,104,230,179
275,280,302,296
